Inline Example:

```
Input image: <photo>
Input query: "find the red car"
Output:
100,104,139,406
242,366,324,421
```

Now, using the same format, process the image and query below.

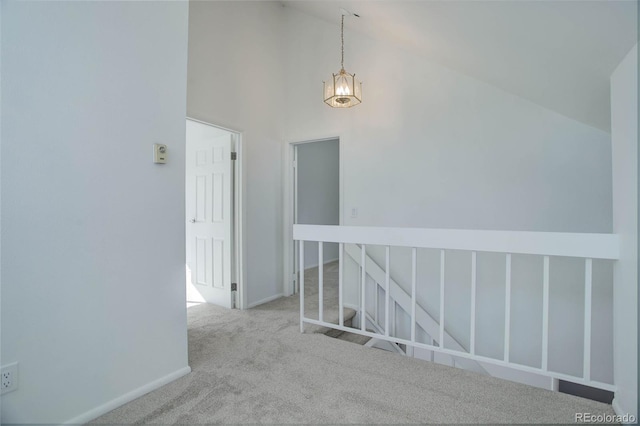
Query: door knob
190,218,197,223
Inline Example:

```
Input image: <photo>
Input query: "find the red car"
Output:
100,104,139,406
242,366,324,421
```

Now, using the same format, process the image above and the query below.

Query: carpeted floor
91,263,616,424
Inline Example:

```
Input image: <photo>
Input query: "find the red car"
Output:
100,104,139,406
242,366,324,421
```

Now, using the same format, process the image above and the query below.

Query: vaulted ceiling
283,0,638,132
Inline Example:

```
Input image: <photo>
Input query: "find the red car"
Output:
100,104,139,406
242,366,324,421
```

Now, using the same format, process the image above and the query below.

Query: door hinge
231,282,237,291
231,152,237,160
292,160,297,168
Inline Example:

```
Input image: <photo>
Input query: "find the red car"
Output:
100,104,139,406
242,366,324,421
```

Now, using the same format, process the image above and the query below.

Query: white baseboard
612,398,623,417
302,257,339,271
343,303,359,311
611,398,637,424
63,366,191,424
248,293,284,308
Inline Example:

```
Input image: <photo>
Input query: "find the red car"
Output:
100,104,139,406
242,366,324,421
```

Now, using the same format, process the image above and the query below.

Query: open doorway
185,118,244,310
287,138,341,295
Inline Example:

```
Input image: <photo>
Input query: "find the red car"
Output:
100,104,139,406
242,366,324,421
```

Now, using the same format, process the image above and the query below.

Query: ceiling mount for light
323,10,362,108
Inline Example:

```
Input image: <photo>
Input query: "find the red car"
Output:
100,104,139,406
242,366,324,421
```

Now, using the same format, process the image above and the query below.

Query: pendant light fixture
323,11,362,108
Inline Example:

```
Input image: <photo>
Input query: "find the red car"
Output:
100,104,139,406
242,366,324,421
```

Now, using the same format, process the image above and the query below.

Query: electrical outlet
1,362,18,395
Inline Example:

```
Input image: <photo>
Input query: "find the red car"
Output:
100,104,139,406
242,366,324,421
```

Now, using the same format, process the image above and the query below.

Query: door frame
283,136,344,297
186,117,246,310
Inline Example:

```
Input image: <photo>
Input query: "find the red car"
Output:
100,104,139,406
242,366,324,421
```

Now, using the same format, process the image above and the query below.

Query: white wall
187,1,285,306
284,8,612,233
184,3,617,386
610,44,638,419
297,140,340,268
0,0,3,417
1,1,190,423
284,7,614,383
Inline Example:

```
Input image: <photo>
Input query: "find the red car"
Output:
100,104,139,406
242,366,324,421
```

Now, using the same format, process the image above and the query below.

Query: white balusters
385,246,390,337
374,282,379,325
470,251,477,356
361,244,366,332
299,241,305,333
411,247,417,346
439,249,445,349
583,258,593,381
318,241,323,323
292,222,617,393
339,243,344,327
391,299,396,337
542,255,550,372
504,253,511,363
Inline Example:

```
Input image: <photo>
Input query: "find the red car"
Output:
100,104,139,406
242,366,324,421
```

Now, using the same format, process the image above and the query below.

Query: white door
186,120,233,308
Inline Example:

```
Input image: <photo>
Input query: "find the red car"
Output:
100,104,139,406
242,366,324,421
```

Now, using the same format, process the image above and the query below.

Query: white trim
612,398,636,424
339,243,344,327
303,229,619,391
283,142,293,296
299,241,305,332
300,257,339,271
234,130,246,310
303,316,617,392
283,136,343,299
185,117,246,310
294,225,620,260
612,398,623,417
186,116,244,135
293,147,298,295
63,366,191,424
248,293,284,309
345,243,487,375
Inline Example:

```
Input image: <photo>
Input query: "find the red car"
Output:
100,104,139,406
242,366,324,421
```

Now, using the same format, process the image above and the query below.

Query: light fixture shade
324,69,362,108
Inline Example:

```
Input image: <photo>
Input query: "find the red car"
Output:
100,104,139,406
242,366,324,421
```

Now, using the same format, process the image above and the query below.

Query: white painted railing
344,243,489,375
294,224,619,392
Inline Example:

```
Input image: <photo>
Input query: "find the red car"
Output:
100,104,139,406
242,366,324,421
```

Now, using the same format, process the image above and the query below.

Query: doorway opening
185,118,244,310
286,138,342,296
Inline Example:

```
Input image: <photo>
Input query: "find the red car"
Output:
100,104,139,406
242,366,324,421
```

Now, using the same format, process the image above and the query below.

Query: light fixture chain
323,10,361,108
341,14,344,70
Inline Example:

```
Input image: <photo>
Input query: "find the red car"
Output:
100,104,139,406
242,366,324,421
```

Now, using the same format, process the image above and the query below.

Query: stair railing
344,243,489,375
294,224,619,392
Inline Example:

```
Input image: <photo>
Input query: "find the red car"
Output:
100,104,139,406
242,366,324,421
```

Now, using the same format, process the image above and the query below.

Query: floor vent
558,380,613,404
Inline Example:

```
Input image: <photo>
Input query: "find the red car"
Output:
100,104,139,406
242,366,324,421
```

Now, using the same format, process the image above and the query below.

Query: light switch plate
154,144,167,164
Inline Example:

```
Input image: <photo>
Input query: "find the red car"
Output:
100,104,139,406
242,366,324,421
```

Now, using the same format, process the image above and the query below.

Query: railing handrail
293,224,619,260
295,224,616,391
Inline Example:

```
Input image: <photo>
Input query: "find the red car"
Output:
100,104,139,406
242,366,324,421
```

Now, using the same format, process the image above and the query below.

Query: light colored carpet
299,261,355,329
91,264,616,424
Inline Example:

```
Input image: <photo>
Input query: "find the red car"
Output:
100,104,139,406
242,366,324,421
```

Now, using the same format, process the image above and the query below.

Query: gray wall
187,1,286,306
284,7,612,233
611,43,638,418
297,140,340,268
283,7,614,384
1,1,190,423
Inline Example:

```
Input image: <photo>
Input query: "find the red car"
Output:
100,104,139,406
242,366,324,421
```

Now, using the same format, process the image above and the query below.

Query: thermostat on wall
154,144,167,164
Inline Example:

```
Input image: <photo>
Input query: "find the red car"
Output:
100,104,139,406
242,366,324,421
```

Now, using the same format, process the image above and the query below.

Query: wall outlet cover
1,362,19,395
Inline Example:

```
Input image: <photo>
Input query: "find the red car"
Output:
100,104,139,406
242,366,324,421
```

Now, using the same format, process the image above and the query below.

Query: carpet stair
322,309,371,345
